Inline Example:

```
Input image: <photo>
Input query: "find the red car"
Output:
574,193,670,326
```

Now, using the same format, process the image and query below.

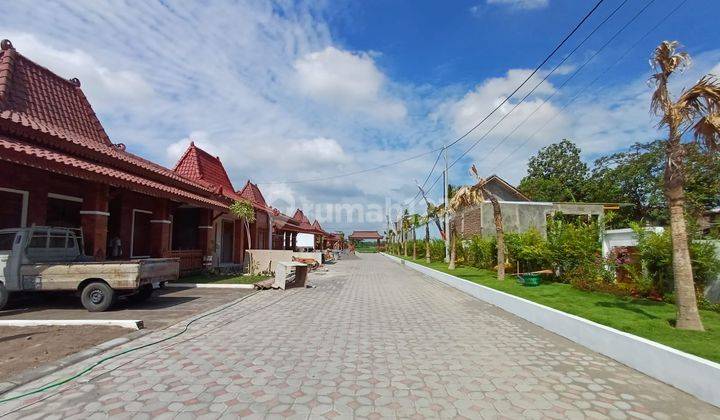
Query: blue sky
2,0,719,233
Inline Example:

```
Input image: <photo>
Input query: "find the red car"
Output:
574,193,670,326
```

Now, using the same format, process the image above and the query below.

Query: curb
0,290,264,398
166,283,255,289
0,319,143,330
381,253,720,408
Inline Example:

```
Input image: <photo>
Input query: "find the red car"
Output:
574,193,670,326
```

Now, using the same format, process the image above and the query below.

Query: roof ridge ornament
1,39,13,51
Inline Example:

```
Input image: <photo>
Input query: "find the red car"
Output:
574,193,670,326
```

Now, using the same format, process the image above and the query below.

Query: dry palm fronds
676,75,720,121
693,113,720,151
650,41,691,119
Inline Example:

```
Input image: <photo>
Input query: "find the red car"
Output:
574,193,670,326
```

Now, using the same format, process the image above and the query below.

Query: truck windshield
0,232,15,251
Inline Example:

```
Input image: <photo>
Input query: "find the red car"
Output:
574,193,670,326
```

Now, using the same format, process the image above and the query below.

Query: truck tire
81,281,116,312
0,283,8,311
129,284,153,303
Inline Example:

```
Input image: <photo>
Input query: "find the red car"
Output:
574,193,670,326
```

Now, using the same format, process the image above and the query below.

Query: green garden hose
0,290,261,404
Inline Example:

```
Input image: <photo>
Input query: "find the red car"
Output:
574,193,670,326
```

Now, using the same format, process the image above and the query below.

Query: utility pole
443,145,450,263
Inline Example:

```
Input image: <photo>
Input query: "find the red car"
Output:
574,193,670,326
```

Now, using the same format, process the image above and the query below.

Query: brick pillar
150,199,171,258
80,183,109,261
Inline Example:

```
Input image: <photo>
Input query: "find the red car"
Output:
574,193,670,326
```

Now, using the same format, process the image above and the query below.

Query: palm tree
401,209,410,257
470,166,506,281
649,41,720,331
409,213,421,259
447,183,483,270
425,203,440,263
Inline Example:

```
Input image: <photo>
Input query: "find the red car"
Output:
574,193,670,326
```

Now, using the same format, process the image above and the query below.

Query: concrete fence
381,253,720,408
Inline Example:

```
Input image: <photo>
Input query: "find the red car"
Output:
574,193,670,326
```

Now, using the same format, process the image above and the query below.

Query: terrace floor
1,254,717,418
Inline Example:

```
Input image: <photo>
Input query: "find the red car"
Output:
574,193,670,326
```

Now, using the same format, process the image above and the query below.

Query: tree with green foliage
409,213,421,259
519,139,589,202
229,200,255,249
648,40,720,331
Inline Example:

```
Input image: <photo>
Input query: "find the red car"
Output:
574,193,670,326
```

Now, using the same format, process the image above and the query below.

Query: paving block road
1,254,718,419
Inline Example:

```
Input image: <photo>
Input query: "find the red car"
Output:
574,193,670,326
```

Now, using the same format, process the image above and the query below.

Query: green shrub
565,256,656,298
428,239,446,262
634,226,720,295
547,216,601,280
504,228,551,272
466,235,496,270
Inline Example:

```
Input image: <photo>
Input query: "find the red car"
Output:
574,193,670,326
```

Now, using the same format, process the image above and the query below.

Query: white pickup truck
0,227,179,312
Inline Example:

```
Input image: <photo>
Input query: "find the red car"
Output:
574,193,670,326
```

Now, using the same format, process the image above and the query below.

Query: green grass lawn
176,273,271,285
354,243,378,253
400,256,720,363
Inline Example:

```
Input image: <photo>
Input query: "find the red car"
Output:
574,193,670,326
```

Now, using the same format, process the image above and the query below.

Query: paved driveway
1,254,718,418
1,287,255,329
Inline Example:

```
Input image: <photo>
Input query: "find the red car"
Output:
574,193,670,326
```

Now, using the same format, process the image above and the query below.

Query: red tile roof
0,40,111,146
238,180,269,208
291,209,321,234
349,230,383,240
173,142,240,200
0,135,228,210
0,40,221,201
312,220,333,237
272,211,302,232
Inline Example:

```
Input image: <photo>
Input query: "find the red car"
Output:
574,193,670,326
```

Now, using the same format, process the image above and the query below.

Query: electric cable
257,0,607,186
489,0,687,171
0,289,265,405
474,0,657,170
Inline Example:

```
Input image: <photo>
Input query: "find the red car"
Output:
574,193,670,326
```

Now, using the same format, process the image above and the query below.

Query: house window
46,193,82,228
0,188,28,229
131,209,152,258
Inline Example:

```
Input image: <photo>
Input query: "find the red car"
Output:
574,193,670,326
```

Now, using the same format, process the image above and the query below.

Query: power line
402,147,444,208
402,0,627,211
489,0,686,172
258,0,606,186
442,0,607,150
256,146,442,185
472,0,657,170
447,0,631,171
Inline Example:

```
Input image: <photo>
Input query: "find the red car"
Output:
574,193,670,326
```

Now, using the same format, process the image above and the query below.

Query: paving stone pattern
1,254,718,419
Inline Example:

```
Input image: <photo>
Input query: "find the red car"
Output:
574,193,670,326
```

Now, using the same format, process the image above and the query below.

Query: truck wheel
130,285,153,303
0,283,8,311
81,282,116,312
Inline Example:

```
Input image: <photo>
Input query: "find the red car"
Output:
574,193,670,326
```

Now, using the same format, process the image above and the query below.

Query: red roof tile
0,40,110,146
0,40,219,199
291,209,319,233
238,181,268,208
173,142,240,200
349,230,383,240
0,135,228,210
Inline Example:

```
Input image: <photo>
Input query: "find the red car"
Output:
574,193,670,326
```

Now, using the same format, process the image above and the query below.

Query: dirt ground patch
0,325,128,378
0,287,254,381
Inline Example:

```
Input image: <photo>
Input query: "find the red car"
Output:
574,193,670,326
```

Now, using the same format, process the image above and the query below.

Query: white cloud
4,32,154,107
293,47,407,121
440,49,720,185
486,0,549,10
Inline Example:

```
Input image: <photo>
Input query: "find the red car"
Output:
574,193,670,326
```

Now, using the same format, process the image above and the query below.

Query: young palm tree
447,184,483,270
401,209,410,257
470,165,506,281
649,41,720,331
410,214,421,259
425,203,440,263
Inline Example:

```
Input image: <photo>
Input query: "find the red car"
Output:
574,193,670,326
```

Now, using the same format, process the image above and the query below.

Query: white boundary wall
381,253,720,408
